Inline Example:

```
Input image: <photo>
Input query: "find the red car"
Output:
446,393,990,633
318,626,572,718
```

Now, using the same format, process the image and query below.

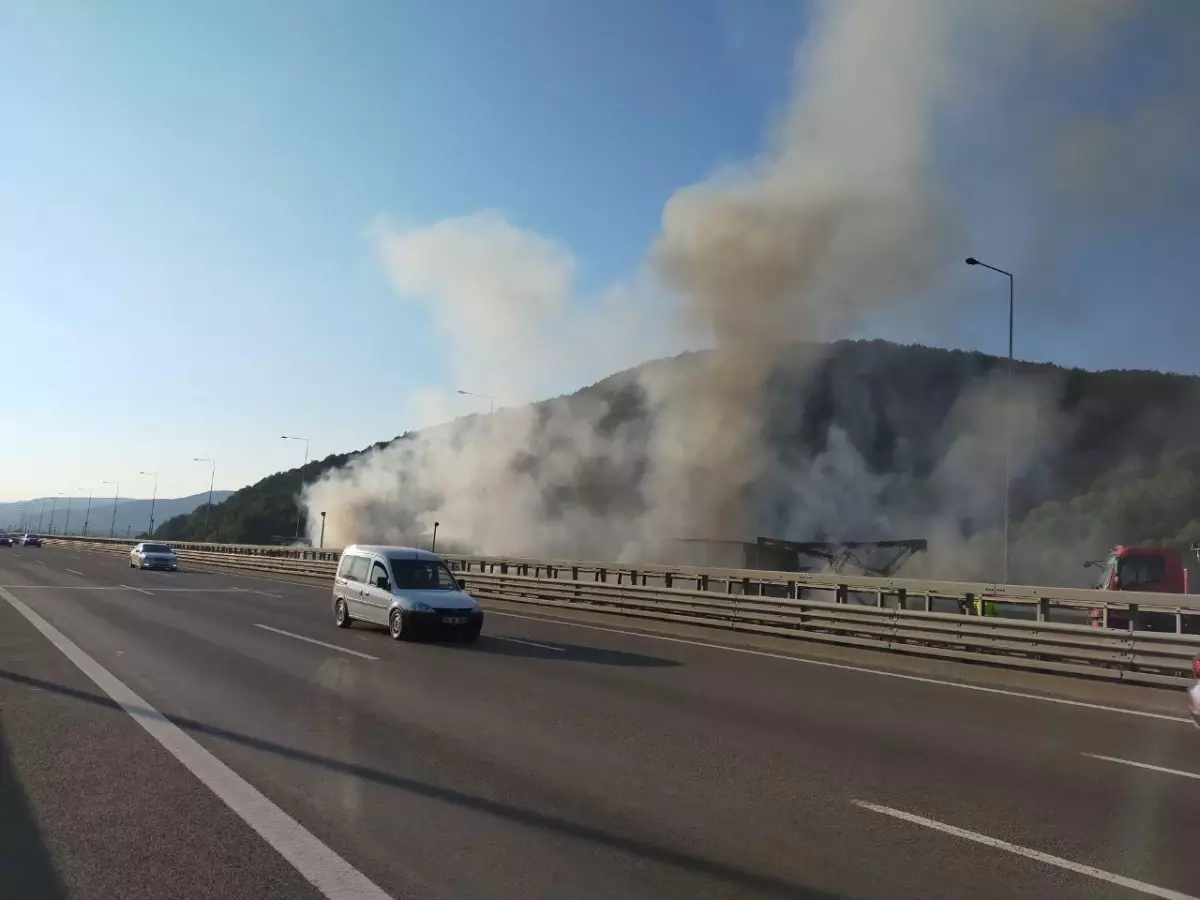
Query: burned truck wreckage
642,537,927,577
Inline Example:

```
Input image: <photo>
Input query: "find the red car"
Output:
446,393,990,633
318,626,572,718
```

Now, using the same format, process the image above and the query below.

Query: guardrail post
875,589,884,608
789,580,797,600
964,593,974,615
572,565,579,580
1176,611,1184,634
699,574,709,592
1128,603,1140,632
664,573,673,589
836,584,848,604
896,588,907,611
1037,597,1050,622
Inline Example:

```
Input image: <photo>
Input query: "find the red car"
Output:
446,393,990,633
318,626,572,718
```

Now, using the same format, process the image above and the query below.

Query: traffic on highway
2,541,1198,899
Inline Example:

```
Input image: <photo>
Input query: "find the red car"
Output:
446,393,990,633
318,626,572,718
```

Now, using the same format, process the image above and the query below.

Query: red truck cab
1088,545,1192,631
1091,545,1186,593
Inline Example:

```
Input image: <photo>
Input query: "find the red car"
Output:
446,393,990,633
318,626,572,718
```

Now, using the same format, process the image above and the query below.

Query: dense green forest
154,339,1200,582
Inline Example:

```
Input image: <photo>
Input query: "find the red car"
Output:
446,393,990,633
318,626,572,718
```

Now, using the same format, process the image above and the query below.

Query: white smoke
303,0,1199,582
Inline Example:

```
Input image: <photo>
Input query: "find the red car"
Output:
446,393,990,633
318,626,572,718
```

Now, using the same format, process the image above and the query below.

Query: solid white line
0,586,393,900
491,635,565,652
65,569,84,576
853,800,1198,900
1084,753,1200,781
253,624,379,661
488,611,1192,724
0,586,242,593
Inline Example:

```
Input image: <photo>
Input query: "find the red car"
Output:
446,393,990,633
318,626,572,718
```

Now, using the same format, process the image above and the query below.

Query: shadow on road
474,635,682,667
0,666,845,900
0,723,68,900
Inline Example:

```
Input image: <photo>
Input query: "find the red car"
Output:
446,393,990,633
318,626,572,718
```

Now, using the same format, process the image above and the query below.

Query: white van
332,545,482,642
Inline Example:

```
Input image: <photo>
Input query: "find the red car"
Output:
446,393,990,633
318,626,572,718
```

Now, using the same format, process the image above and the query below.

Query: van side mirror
374,575,390,590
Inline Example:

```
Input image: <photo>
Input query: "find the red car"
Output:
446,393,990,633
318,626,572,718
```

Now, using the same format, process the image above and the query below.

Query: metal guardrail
45,534,1200,618
44,536,1200,687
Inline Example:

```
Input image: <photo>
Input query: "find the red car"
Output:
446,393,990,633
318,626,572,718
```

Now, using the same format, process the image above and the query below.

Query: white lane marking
65,569,84,576
253,624,379,661
1084,753,1200,781
491,636,565,652
183,564,331,591
0,587,393,900
489,611,1192,724
852,800,1198,900
120,583,153,596
0,586,254,592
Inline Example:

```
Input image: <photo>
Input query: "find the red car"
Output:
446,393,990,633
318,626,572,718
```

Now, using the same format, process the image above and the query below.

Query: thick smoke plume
304,0,1199,583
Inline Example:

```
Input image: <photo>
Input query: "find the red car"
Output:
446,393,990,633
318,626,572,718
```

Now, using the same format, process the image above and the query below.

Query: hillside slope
153,340,1200,584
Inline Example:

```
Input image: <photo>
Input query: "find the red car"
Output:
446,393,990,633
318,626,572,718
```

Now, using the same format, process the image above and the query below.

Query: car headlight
410,601,434,612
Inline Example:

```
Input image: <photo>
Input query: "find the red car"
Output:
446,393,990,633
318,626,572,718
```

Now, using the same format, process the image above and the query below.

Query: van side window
370,561,391,589
337,555,356,579
342,555,370,583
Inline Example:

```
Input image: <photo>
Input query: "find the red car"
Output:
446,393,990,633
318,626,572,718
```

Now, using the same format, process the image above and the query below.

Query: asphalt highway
1,544,1198,899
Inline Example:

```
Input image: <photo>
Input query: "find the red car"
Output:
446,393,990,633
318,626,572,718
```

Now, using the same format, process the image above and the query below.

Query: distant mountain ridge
0,491,235,537
147,338,1200,587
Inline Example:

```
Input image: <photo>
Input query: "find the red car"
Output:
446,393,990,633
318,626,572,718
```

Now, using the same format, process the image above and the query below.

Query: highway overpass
1,543,1197,899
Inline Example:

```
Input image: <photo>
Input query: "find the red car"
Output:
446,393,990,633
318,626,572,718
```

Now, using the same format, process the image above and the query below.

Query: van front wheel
389,609,406,641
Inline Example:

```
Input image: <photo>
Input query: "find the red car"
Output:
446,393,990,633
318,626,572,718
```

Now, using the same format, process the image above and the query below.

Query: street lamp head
456,390,467,396
965,257,979,266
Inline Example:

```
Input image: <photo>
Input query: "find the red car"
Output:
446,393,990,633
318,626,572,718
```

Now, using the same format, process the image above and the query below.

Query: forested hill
154,339,1200,581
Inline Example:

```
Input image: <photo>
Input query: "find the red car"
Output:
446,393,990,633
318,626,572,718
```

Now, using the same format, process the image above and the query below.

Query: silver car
130,542,179,571
332,544,482,642
1190,655,1200,729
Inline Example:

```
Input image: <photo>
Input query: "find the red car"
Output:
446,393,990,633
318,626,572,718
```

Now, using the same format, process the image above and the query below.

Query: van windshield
387,559,459,590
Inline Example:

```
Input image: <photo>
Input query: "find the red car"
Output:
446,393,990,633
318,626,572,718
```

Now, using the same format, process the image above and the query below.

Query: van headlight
410,601,434,612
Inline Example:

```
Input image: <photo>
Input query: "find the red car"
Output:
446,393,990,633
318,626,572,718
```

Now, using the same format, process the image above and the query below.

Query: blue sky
1,0,1196,502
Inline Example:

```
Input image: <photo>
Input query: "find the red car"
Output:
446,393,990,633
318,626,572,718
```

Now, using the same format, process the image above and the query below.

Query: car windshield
387,559,459,590
143,544,173,554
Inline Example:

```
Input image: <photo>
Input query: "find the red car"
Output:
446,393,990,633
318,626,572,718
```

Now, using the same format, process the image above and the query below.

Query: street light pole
36,498,46,532
63,493,74,535
102,481,119,537
319,511,327,549
281,436,310,539
194,458,216,541
82,487,93,537
139,471,159,537
431,521,440,553
49,495,60,535
456,389,494,415
966,256,1015,585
